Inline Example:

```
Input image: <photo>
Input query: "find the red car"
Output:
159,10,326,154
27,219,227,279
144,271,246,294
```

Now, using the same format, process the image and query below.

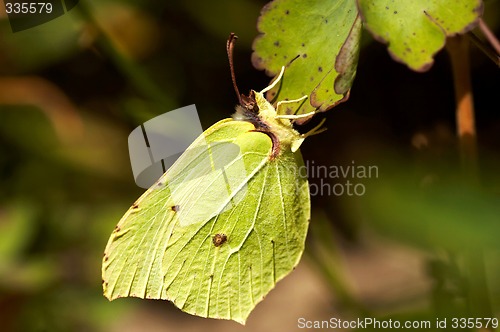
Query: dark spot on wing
212,233,228,247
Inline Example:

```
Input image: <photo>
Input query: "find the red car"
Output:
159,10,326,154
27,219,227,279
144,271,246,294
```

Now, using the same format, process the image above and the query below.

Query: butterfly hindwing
102,118,310,324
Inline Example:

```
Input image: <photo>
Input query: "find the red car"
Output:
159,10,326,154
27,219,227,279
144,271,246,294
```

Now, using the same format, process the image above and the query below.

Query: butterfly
102,33,325,325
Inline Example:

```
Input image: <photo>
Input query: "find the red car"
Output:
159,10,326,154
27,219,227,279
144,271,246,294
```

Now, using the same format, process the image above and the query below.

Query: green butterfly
102,34,325,324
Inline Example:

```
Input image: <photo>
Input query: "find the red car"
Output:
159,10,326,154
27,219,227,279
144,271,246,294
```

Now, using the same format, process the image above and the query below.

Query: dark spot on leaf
132,203,139,209
114,225,121,232
394,11,398,14
318,66,323,72
302,53,307,58
274,53,277,57
104,255,109,262
212,234,227,247
386,6,389,9
324,19,328,23
301,43,305,47
283,55,288,59
209,274,214,279
325,90,329,93
102,279,105,284
285,9,289,15
274,40,280,47
406,47,411,52
171,205,180,212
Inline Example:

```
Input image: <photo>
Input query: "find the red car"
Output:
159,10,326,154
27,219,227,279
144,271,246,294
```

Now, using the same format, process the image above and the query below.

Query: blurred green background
0,0,499,331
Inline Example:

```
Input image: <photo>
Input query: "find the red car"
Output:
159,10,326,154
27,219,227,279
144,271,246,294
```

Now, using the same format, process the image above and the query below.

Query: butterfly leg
260,66,285,94
275,96,312,118
290,118,327,152
303,118,327,137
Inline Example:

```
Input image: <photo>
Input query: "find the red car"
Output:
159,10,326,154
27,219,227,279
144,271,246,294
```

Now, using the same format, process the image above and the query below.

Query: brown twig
446,35,493,327
447,36,478,181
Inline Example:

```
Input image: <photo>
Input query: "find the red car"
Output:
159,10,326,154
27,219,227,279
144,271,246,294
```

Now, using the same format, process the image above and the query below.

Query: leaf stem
467,32,500,67
478,19,500,56
446,35,493,325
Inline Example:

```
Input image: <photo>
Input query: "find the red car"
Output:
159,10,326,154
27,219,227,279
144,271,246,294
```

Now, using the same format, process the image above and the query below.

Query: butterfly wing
102,119,310,324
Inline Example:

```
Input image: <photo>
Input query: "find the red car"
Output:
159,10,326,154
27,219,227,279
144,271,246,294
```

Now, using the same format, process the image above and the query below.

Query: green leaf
357,0,483,71
252,0,361,123
103,88,311,324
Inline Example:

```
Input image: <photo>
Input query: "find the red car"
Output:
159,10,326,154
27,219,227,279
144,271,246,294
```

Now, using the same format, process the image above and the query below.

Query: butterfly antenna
227,33,243,105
